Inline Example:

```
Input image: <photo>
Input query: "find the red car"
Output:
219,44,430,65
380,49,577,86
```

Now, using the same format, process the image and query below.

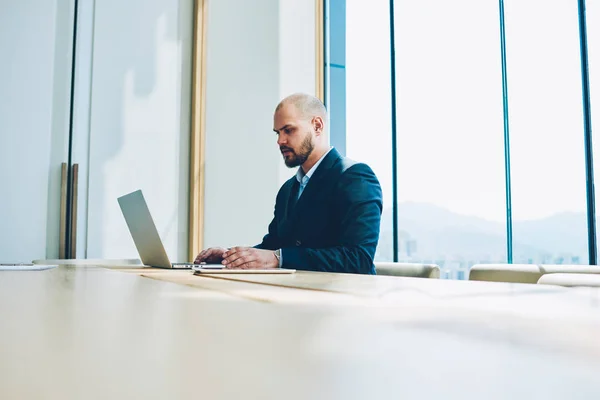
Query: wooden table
2,265,600,399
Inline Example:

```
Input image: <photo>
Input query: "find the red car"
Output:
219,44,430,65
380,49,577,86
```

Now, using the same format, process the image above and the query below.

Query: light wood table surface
2,265,600,399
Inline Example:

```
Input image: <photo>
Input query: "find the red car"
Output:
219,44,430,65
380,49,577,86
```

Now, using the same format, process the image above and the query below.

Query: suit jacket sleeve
280,163,383,274
254,189,283,250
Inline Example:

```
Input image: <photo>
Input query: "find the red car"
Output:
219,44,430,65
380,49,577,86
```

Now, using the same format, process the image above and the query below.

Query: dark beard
283,134,314,168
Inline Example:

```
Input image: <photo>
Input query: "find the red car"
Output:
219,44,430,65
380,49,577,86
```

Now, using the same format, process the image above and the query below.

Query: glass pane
329,0,394,261
394,0,507,279
505,0,588,264
589,0,600,260
346,1,393,261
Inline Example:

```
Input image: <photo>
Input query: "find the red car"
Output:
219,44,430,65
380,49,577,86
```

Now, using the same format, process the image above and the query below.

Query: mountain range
375,202,589,264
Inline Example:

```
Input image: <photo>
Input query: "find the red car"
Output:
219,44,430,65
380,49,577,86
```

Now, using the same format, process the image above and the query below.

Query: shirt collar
296,147,333,183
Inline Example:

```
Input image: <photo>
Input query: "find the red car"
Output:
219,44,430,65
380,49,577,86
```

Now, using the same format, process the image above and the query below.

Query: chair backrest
469,263,600,284
538,273,600,287
375,262,440,279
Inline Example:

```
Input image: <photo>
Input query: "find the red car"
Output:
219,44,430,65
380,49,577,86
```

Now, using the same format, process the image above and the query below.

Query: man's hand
194,247,227,264
222,247,279,269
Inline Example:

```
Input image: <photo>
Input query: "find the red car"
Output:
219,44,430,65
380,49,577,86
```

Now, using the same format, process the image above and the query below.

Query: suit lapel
277,178,297,238
289,148,342,220
286,179,300,218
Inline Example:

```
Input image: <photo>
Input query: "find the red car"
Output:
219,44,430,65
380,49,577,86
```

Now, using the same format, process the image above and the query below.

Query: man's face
273,104,315,168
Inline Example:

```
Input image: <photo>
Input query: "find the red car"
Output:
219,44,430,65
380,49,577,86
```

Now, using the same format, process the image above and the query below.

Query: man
194,93,382,274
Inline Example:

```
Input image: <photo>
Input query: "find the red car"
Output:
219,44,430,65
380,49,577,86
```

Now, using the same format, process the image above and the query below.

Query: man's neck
301,146,329,174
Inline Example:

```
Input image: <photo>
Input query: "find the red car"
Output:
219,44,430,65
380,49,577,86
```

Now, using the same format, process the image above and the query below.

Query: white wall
0,0,74,261
203,0,317,249
85,0,193,261
277,0,318,186
0,0,316,262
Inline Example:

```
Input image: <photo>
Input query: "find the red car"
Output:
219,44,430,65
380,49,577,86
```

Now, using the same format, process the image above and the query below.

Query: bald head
275,93,327,121
273,93,330,171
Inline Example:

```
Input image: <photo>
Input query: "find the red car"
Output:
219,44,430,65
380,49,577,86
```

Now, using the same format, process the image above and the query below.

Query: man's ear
313,116,324,136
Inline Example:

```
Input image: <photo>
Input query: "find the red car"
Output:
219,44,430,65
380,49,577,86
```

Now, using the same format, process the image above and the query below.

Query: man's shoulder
333,156,375,178
328,157,381,204
337,156,359,173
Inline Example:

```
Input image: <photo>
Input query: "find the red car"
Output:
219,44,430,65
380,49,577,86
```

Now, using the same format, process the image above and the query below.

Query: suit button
295,240,302,246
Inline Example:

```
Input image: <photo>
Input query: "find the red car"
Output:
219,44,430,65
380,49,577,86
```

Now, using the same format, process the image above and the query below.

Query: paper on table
0,263,57,271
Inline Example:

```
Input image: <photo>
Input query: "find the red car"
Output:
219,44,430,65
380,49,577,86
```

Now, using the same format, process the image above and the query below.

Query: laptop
118,190,209,269
117,190,295,274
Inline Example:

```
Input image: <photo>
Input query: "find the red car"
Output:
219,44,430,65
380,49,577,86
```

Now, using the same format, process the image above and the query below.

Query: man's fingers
223,246,249,259
227,251,262,269
197,249,210,261
208,248,223,258
194,250,206,263
205,249,216,257
223,249,250,265
238,260,256,269
240,261,257,269
226,251,267,269
225,252,253,268
195,248,219,263
223,251,243,265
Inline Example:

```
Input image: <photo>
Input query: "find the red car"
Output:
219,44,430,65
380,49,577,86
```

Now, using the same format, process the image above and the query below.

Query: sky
343,0,600,223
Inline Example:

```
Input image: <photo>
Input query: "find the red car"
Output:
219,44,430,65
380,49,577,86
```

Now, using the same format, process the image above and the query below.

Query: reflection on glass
505,0,588,264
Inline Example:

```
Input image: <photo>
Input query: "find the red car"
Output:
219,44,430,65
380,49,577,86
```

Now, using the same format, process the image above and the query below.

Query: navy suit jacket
255,148,383,275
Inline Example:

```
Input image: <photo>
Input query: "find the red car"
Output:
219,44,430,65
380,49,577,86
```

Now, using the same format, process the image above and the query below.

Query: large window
590,1,600,251
393,0,507,279
505,0,588,264
346,1,393,261
328,0,394,261
325,0,597,277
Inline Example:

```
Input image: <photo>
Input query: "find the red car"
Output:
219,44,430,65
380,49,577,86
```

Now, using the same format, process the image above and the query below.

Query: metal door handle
69,164,79,259
59,163,68,259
